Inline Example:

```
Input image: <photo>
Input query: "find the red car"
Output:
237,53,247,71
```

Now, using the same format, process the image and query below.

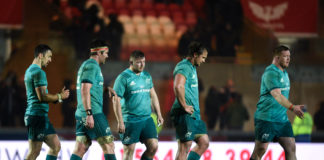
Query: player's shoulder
118,69,132,79
84,59,99,69
263,65,280,78
176,59,190,69
142,71,152,77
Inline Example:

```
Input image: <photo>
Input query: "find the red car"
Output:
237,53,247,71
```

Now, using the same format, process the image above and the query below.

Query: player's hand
157,114,164,126
293,105,305,119
118,122,125,133
107,87,116,98
86,115,94,129
184,105,194,115
60,86,70,100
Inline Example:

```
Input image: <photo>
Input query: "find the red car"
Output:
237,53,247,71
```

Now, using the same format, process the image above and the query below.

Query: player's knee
198,136,209,150
75,136,91,154
256,146,267,155
147,142,158,154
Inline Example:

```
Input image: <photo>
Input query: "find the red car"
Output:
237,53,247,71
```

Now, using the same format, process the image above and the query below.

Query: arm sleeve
149,74,153,89
264,70,281,91
174,65,189,80
34,70,48,87
80,63,97,84
113,75,127,98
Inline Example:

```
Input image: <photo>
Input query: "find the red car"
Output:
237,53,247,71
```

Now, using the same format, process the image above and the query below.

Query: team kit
23,40,304,160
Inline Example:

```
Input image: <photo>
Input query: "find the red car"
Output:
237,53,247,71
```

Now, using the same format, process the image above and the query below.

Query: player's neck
186,57,195,66
32,58,42,68
129,67,141,75
90,56,100,64
272,61,284,71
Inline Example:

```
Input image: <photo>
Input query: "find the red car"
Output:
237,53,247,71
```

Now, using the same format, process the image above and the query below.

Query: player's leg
190,134,209,160
94,113,117,160
140,117,159,160
44,119,61,160
44,134,61,160
25,140,43,160
173,114,196,160
70,115,92,160
250,140,269,160
277,120,296,160
250,119,274,160
70,136,92,160
97,136,116,160
25,115,46,160
142,138,158,160
278,137,296,160
123,143,136,160
176,140,192,160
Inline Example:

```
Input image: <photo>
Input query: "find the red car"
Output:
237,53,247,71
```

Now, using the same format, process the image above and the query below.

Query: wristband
86,109,93,116
289,104,294,111
57,94,63,103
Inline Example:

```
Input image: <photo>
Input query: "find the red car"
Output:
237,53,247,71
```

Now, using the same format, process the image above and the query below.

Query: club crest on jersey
146,78,150,83
192,74,196,79
37,133,45,139
130,81,136,86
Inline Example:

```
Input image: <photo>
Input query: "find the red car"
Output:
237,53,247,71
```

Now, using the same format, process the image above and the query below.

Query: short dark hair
273,45,290,57
188,41,206,57
129,50,145,62
34,44,52,58
89,39,108,55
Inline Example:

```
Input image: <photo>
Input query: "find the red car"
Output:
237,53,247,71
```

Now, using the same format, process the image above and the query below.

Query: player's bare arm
150,87,164,125
81,83,94,128
174,73,194,114
107,86,116,98
35,86,69,103
112,96,125,133
270,88,304,118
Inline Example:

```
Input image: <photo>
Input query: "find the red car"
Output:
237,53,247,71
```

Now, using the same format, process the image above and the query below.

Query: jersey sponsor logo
140,85,144,88
131,89,150,94
191,84,198,88
130,81,136,86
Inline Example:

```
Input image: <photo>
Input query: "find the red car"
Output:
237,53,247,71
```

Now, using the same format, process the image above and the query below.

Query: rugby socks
104,154,117,160
70,154,82,160
46,155,57,160
187,151,201,160
140,156,153,160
